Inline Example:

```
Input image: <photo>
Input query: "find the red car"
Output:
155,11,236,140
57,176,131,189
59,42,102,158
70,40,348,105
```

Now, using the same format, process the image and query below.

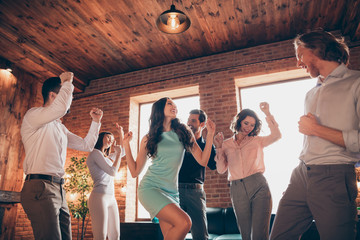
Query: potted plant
64,156,93,240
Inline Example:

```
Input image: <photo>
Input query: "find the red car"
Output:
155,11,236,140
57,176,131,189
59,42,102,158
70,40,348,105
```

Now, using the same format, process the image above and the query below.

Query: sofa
121,207,359,240
185,207,324,240
185,207,243,240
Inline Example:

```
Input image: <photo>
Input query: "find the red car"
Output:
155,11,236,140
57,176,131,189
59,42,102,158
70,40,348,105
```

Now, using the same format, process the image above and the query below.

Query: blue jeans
179,185,208,240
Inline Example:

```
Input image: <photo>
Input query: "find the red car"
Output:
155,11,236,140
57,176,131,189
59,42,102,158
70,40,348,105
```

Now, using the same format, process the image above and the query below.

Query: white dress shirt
21,81,101,177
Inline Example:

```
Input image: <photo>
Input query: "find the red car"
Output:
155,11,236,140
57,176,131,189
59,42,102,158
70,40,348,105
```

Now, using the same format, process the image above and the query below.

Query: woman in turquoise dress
123,97,215,240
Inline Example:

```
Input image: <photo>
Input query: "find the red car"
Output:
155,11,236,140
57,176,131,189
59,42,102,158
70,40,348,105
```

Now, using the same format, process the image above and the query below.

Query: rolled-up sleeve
215,148,228,174
343,130,360,153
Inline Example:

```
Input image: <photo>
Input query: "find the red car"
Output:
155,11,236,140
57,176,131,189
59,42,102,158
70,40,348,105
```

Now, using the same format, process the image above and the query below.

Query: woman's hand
113,142,122,154
123,131,133,145
115,123,124,136
115,123,124,146
214,132,224,149
260,102,271,116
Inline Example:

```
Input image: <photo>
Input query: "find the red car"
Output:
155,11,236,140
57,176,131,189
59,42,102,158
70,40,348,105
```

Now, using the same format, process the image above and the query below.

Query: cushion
184,230,220,240
213,234,242,240
224,208,240,234
208,233,221,240
206,207,224,235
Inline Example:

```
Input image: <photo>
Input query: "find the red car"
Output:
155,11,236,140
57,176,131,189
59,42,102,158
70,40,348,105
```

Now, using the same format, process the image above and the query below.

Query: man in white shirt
20,72,102,240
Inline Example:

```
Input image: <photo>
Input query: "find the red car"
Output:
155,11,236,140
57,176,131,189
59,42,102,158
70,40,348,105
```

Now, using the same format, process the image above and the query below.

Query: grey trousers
179,186,208,240
270,162,357,240
21,179,72,240
230,173,272,240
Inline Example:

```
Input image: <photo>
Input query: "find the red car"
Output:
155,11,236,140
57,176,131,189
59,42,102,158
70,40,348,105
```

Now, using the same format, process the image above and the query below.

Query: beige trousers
21,179,72,240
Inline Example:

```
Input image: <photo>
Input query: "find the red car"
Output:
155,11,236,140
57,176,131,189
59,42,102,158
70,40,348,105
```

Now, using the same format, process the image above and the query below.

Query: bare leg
157,203,192,240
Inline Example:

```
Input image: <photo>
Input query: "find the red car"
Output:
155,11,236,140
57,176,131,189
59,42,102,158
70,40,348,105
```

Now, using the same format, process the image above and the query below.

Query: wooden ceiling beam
341,0,360,40
0,23,86,91
0,35,84,93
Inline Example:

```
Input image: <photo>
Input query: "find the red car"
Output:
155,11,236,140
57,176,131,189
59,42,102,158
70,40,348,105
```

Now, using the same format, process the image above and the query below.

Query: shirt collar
317,63,348,86
231,134,250,142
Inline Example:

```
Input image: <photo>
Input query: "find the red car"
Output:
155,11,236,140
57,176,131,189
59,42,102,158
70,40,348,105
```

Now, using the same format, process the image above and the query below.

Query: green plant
64,156,93,240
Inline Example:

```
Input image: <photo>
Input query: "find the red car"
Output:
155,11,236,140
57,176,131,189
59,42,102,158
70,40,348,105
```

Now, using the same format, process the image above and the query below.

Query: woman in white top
87,123,125,240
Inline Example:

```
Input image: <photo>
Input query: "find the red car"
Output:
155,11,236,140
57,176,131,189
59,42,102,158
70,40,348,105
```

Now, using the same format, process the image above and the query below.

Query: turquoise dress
138,130,185,219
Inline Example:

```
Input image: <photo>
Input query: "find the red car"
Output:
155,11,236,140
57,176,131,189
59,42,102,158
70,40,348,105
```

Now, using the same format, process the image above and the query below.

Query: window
240,78,316,213
137,95,200,219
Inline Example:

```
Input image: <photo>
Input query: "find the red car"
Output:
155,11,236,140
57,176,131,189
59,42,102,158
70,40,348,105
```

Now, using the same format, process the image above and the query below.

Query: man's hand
298,113,318,136
59,72,74,84
206,118,216,137
90,108,103,123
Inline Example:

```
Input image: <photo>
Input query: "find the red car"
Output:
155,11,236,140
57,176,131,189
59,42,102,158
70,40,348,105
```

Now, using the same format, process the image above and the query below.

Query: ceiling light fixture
0,58,13,72
156,4,191,34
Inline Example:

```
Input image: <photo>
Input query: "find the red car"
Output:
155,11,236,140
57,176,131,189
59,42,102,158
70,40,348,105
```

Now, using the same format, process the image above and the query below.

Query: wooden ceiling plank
341,0,360,40
0,0,357,93
0,1,106,81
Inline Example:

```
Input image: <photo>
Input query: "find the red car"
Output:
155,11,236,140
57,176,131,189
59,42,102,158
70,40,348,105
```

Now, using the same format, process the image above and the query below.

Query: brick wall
13,38,360,239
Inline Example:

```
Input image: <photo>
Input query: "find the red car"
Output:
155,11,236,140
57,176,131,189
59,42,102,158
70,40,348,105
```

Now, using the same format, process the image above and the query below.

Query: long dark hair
230,109,261,136
94,132,113,157
146,97,193,158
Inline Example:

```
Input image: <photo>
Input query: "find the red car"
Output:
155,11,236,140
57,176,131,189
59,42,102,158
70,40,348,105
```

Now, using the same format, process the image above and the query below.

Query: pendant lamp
156,4,191,34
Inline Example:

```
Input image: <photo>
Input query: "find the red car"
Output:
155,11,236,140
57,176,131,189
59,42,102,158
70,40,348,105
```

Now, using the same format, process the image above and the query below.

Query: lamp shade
156,4,191,34
0,58,13,72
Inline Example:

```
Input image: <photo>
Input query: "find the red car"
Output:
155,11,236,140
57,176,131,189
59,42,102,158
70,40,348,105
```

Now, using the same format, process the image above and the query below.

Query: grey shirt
300,63,360,165
87,148,125,194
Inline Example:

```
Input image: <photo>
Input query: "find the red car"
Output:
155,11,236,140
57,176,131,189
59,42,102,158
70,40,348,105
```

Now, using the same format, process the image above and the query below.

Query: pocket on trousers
22,180,46,201
34,181,47,200
345,172,357,204
331,173,356,205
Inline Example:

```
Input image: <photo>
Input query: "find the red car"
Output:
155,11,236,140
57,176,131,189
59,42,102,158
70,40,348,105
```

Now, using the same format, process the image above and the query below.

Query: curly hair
146,97,194,158
230,109,261,136
294,29,349,66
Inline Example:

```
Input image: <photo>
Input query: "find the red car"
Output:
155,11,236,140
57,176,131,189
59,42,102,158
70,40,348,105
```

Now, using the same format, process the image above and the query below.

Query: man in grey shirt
270,30,360,239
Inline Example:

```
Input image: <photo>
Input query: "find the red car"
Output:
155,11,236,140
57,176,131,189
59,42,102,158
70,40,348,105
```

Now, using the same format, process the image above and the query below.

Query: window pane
240,79,316,213
137,96,200,219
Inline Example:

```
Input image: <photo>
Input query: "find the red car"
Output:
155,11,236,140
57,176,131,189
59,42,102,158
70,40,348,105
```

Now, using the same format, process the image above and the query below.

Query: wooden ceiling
0,0,359,93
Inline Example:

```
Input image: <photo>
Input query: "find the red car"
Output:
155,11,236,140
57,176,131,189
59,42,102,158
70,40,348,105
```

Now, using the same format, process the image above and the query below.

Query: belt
25,174,65,185
179,183,203,189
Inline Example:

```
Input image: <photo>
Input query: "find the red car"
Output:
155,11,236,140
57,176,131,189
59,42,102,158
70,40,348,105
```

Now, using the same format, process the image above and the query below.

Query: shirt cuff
343,130,359,153
91,120,101,131
62,81,74,91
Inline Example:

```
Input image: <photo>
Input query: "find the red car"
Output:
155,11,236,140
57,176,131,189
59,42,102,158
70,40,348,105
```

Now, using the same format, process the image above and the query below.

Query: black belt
179,183,203,189
25,174,64,185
